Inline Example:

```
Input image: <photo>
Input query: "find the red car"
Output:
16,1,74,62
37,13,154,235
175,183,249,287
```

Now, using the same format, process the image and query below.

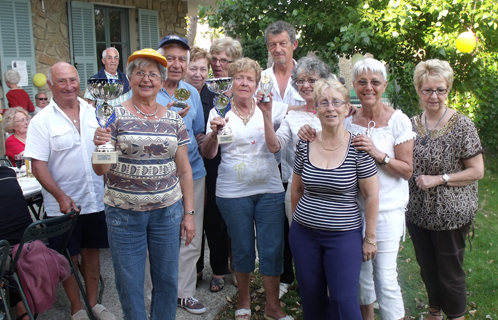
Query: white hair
352,58,387,81
102,47,120,59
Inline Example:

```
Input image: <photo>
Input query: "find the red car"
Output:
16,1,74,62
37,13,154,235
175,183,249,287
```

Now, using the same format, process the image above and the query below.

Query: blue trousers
105,201,183,320
289,222,363,320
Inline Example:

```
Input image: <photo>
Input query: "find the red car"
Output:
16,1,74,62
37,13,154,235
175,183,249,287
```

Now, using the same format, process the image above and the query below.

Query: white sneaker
71,310,89,320
92,304,116,320
279,282,291,299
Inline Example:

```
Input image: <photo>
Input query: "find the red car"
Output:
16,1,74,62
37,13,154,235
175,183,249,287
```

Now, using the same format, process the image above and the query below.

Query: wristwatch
380,153,390,166
184,210,195,215
442,174,450,185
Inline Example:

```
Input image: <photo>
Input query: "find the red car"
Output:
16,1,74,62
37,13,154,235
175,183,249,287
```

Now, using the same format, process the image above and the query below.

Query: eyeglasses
296,78,318,86
420,88,448,96
212,57,234,65
317,99,346,108
355,79,384,87
37,98,48,101
15,118,30,123
132,71,161,80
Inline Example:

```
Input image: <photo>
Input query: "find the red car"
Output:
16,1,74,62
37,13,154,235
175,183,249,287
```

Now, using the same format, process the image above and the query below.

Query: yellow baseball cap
127,48,168,68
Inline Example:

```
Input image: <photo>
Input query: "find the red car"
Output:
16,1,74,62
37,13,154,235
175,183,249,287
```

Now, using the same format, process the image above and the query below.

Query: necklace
422,107,448,145
232,99,254,126
319,130,347,151
364,106,384,137
15,134,26,144
305,104,316,114
134,103,158,119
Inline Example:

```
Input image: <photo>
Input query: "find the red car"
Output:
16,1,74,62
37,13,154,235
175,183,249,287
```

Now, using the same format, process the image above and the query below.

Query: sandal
210,276,225,292
235,308,251,319
428,306,443,320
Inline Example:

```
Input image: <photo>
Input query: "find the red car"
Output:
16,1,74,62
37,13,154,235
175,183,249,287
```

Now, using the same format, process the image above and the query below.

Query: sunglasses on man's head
37,98,48,100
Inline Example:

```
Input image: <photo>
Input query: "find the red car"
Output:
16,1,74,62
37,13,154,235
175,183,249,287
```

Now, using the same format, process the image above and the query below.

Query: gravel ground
29,245,237,320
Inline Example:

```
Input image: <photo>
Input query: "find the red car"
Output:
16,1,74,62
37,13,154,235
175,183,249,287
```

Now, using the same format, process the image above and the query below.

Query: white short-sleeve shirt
24,97,105,216
206,97,286,198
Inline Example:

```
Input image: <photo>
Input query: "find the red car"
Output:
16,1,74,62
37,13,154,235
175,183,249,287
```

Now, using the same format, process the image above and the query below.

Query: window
94,6,130,72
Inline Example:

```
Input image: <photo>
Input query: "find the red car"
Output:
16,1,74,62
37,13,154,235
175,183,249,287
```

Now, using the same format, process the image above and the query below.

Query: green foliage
240,37,268,69
200,0,498,158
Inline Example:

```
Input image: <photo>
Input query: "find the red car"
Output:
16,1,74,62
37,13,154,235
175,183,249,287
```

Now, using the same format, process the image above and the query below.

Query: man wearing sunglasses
83,47,132,107
33,92,48,115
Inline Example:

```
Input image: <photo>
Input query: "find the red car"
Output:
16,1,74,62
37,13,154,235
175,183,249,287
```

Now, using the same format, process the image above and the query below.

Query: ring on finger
96,135,99,139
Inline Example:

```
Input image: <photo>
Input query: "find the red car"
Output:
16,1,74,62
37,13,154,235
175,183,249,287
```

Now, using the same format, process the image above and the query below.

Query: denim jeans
105,200,183,320
216,192,285,276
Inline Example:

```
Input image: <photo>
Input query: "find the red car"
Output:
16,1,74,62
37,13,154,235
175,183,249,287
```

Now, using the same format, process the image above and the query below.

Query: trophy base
92,151,118,164
218,134,234,144
261,97,271,103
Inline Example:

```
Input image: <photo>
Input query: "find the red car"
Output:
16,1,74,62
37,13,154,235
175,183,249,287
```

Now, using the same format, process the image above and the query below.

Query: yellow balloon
351,53,364,66
456,32,476,53
33,73,47,87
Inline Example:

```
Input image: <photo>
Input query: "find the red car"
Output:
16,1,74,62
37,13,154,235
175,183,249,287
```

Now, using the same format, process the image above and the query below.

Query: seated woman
0,166,33,320
290,78,379,319
3,107,31,165
4,70,35,113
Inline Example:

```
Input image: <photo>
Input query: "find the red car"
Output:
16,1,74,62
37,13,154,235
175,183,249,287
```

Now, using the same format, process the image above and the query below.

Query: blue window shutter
0,0,37,106
138,9,159,49
68,1,97,89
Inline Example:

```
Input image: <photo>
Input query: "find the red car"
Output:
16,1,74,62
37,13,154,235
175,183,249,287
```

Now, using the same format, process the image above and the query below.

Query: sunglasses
37,98,48,100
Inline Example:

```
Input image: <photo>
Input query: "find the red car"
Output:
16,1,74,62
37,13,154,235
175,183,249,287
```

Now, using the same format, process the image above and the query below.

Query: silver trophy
173,88,190,109
87,78,124,164
259,74,273,102
206,77,234,144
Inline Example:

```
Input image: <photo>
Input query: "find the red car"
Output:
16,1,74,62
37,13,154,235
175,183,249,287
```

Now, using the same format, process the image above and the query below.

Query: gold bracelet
210,134,217,142
363,237,377,246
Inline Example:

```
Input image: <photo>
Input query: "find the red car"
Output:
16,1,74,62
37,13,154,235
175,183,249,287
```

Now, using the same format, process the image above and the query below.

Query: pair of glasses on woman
316,99,346,108
37,98,48,101
355,79,384,87
212,57,234,65
296,78,318,86
420,88,448,95
132,71,161,80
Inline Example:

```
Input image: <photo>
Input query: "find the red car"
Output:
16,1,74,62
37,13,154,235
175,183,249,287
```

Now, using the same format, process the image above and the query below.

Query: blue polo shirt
156,81,206,181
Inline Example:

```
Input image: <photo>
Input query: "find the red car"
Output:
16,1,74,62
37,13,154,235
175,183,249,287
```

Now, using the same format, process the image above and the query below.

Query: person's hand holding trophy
88,78,124,164
259,74,273,103
206,77,234,144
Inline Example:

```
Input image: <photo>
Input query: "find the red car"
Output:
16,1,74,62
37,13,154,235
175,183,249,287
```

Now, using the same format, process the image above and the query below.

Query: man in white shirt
83,47,132,107
24,62,115,320
261,21,305,300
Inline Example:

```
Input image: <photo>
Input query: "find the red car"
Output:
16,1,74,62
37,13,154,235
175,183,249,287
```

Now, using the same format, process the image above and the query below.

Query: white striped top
293,136,377,231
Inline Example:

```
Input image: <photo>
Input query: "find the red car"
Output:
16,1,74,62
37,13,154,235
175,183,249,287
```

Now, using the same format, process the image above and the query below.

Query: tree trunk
187,16,198,47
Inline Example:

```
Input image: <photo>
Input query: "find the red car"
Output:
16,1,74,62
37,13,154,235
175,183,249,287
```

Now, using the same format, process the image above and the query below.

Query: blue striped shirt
293,136,377,231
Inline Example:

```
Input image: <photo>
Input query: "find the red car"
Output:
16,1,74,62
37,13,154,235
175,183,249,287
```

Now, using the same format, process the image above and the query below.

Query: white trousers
145,177,205,300
358,236,405,320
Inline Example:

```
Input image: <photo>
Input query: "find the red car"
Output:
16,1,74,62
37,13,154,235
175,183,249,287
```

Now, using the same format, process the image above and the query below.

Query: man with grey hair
25,62,115,320
84,47,131,106
261,20,305,300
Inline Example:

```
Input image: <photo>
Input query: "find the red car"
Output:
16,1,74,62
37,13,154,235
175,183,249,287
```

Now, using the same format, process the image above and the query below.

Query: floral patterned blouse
406,112,483,231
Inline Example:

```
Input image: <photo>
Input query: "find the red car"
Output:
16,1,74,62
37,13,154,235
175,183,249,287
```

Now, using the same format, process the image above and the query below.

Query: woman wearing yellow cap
93,49,195,320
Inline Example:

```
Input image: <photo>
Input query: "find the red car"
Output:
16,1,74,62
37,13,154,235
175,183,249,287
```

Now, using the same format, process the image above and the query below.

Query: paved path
36,246,237,320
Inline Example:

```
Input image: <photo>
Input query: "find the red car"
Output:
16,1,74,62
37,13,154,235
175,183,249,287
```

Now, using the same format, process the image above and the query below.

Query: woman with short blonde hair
3,107,31,164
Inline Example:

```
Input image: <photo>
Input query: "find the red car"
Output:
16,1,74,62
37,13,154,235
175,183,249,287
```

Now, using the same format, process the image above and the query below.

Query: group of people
1,18,484,320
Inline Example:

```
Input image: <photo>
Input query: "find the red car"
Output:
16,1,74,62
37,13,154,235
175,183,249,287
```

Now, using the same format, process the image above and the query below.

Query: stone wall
30,0,188,96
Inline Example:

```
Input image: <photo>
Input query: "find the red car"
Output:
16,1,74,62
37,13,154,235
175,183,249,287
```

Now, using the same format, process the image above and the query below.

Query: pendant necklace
134,103,158,119
232,99,254,126
422,107,448,145
365,107,383,137
319,130,347,151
